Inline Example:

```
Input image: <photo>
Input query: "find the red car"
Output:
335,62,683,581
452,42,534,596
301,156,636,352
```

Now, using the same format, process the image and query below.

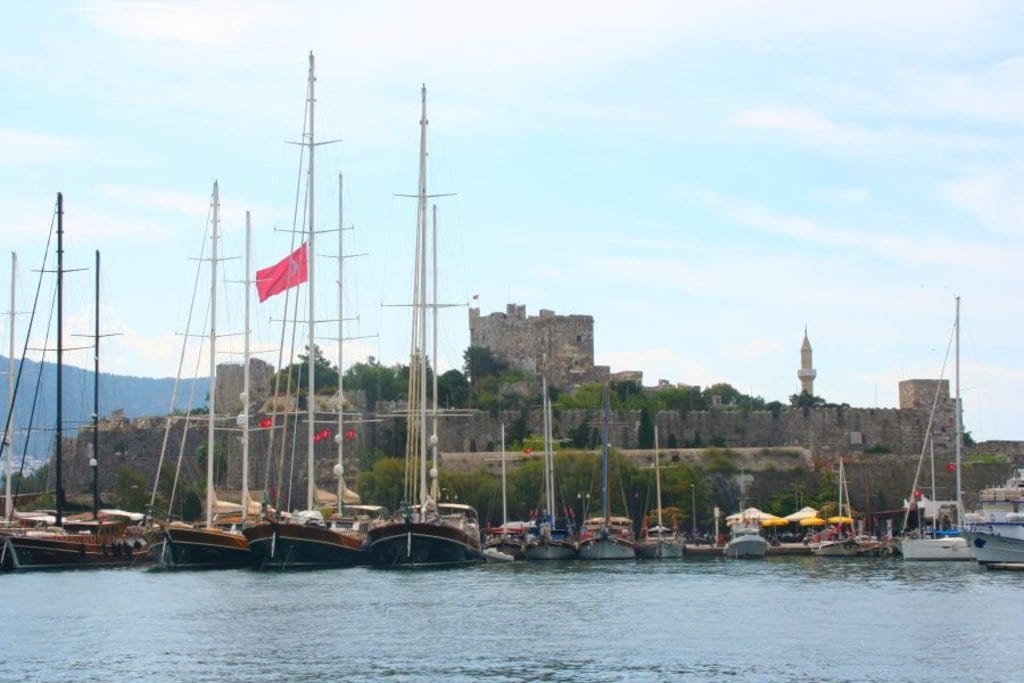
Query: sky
1,1,1021,442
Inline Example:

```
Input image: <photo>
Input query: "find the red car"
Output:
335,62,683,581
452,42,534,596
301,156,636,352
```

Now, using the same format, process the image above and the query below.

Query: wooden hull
0,531,145,571
367,520,484,569
635,537,685,559
242,521,367,569
145,525,255,569
524,539,577,560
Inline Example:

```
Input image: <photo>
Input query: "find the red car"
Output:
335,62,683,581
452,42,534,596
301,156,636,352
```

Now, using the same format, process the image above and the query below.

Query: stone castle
469,304,609,390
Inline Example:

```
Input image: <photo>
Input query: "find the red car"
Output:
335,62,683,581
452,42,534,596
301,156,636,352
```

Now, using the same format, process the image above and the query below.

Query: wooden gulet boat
366,85,484,569
578,385,636,560
1,195,146,571
242,53,370,569
144,183,256,569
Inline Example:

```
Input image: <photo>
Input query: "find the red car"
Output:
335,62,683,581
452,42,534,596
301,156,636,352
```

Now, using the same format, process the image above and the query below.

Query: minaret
798,326,816,395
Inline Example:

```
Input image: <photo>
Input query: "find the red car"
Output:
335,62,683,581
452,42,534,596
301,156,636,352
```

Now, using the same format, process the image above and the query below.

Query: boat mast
55,192,64,527
601,383,609,524
417,85,429,509
429,203,439,505
655,426,663,529
542,375,552,522
306,51,317,512
336,174,346,512
241,211,251,524
5,253,14,521
91,250,100,520
954,295,963,523
207,182,219,528
500,423,507,527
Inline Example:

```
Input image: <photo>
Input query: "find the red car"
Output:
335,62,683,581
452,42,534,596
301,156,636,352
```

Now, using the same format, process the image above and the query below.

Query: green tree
277,344,339,397
112,466,149,512
637,406,655,449
344,356,407,411
462,345,509,385
437,369,470,408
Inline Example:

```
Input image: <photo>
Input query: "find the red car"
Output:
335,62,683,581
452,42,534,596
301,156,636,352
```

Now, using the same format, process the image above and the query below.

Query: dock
683,543,813,557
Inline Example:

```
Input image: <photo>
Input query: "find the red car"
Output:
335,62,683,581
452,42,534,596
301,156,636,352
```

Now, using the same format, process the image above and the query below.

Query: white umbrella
783,506,820,522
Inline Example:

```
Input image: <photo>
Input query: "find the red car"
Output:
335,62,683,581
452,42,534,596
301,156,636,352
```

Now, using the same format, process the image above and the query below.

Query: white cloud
0,127,83,164
942,164,1024,239
75,0,280,45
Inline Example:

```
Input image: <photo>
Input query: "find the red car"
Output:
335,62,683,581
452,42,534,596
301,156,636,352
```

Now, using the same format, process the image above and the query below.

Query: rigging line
901,320,956,532
167,338,204,520
149,195,214,511
266,93,310,508
1,201,57,472
13,285,56,500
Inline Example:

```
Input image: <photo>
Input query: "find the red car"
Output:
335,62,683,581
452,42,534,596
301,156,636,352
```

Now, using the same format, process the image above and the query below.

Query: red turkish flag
256,243,308,302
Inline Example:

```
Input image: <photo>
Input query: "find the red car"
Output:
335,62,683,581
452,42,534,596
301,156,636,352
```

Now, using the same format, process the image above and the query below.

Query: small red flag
344,428,356,441
945,462,956,473
256,243,308,302
259,417,272,428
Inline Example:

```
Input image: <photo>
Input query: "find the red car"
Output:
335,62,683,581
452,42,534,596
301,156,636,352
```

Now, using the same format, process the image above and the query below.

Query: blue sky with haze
1,1,1021,441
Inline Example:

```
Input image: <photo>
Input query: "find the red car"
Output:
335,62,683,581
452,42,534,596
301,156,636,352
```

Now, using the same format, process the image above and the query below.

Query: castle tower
798,326,816,395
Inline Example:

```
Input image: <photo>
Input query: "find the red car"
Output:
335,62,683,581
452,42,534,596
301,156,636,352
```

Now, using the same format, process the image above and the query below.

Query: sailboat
1,195,144,570
524,377,577,560
898,296,972,561
144,183,256,569
723,472,769,559
808,458,880,557
484,423,527,560
578,384,636,560
243,53,368,569
365,85,485,568
635,427,684,559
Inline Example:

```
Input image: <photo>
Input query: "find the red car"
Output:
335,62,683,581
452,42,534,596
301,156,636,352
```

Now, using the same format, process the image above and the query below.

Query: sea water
0,557,1018,682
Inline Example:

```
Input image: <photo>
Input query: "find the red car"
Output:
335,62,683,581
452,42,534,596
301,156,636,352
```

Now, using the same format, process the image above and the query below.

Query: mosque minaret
798,326,816,395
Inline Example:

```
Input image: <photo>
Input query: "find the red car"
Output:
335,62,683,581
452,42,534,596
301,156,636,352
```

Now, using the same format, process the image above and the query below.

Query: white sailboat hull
899,535,973,561
724,535,768,558
578,537,635,560
635,537,685,559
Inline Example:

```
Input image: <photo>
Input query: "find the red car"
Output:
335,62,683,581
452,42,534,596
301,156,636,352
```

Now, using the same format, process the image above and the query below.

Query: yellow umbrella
827,515,854,525
760,516,789,527
799,517,827,527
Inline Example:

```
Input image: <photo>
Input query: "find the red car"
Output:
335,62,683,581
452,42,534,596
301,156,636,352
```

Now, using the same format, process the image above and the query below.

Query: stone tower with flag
468,303,609,391
798,326,816,396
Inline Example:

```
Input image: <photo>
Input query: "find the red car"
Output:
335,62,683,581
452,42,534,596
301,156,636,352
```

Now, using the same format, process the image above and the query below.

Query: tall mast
541,375,551,519
241,211,251,524
335,174,345,511
5,252,15,521
207,181,219,528
417,84,429,508
429,203,439,505
55,192,64,527
306,51,317,511
601,383,609,524
91,251,100,520
954,295,963,522
500,423,507,527
655,426,663,529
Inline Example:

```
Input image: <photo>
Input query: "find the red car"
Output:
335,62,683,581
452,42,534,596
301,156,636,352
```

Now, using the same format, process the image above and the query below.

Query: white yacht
962,468,1024,565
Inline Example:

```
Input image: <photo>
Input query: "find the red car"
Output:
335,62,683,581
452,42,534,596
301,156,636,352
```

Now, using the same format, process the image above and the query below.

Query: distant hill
0,355,209,457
